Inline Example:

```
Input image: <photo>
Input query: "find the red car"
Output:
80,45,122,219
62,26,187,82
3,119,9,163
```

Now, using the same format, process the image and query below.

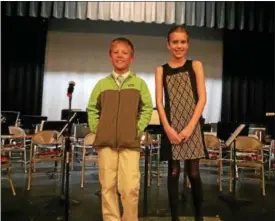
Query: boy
87,37,153,221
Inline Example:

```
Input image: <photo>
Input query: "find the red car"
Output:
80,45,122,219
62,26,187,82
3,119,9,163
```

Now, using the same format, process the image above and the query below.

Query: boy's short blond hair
109,37,135,56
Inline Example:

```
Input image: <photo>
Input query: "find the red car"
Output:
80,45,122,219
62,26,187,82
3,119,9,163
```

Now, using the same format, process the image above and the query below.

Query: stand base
94,190,101,196
219,193,252,205
60,195,81,205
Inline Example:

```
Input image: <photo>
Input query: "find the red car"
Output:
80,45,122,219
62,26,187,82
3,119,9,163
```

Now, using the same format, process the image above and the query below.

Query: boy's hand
164,126,181,144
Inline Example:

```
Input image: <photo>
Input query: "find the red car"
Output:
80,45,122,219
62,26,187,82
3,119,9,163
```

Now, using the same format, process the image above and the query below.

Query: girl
155,26,207,221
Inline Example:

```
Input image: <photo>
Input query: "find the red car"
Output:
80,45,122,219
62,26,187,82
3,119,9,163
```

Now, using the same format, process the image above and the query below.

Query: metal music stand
61,110,88,125
217,122,249,158
40,120,68,132
219,124,252,205
266,112,275,139
1,111,20,126
74,111,88,124
20,115,48,134
1,122,10,136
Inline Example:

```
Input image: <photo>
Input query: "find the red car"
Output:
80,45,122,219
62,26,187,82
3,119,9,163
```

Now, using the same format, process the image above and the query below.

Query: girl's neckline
167,59,188,69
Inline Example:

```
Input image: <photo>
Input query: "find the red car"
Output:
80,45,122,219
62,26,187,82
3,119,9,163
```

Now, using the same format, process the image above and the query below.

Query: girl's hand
165,126,181,144
179,126,194,142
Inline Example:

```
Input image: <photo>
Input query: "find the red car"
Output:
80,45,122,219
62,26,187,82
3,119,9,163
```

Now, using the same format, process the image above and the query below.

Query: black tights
168,159,203,221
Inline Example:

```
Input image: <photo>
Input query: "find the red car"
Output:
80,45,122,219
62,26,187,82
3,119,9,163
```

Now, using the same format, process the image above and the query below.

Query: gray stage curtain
3,1,274,32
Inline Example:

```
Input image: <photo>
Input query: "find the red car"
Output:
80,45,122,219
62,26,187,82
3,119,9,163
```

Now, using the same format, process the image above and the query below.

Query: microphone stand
39,84,80,221
59,84,80,221
63,92,72,221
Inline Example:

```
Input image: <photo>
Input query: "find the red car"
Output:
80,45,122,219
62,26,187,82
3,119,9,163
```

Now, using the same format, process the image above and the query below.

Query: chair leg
219,160,222,192
71,145,75,171
27,161,33,191
7,167,16,196
33,145,37,173
24,148,27,173
81,148,86,189
262,165,266,196
148,147,152,187
229,159,232,192
157,148,160,187
27,144,33,191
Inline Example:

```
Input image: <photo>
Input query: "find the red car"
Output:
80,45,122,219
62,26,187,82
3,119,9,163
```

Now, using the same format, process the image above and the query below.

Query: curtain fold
216,2,225,29
1,16,48,115
53,1,64,19
3,1,274,32
221,29,274,125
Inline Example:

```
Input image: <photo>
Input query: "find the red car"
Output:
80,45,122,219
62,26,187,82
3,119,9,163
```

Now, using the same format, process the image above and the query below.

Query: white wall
42,19,223,123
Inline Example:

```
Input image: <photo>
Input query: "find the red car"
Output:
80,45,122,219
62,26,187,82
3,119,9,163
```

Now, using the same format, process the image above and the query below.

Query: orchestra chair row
80,132,162,189
184,135,266,196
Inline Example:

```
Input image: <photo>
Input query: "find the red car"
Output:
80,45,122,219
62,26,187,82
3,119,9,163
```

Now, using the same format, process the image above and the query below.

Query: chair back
234,136,263,153
9,126,25,137
204,134,221,150
32,130,63,145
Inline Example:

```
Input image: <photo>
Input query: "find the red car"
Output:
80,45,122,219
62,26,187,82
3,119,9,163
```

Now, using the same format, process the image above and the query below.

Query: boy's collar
108,71,135,79
112,70,130,78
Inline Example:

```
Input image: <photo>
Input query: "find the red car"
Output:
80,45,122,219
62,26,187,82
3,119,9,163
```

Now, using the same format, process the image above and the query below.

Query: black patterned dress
160,60,206,161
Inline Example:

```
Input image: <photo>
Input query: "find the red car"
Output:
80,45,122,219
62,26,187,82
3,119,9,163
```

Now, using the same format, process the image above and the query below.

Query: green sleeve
87,81,102,134
137,80,153,136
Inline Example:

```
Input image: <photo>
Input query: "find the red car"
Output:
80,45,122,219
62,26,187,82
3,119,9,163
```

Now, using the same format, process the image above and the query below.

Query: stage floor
139,217,221,221
2,160,275,221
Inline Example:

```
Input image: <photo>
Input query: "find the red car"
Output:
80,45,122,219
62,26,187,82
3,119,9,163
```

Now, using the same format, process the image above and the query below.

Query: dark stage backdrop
1,15,48,115
221,29,274,132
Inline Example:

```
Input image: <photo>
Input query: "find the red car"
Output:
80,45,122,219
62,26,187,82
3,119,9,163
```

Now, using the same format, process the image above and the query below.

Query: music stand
40,121,68,132
1,111,20,126
75,111,88,124
1,123,10,136
266,112,275,139
57,113,77,139
61,110,88,125
217,122,248,159
217,121,249,141
219,124,252,205
20,115,48,134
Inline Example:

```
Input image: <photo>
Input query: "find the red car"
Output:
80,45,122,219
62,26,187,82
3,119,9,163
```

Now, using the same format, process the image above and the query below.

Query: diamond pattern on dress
165,71,205,160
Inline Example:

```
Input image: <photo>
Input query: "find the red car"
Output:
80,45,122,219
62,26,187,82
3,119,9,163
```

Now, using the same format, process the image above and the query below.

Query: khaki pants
98,147,141,221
